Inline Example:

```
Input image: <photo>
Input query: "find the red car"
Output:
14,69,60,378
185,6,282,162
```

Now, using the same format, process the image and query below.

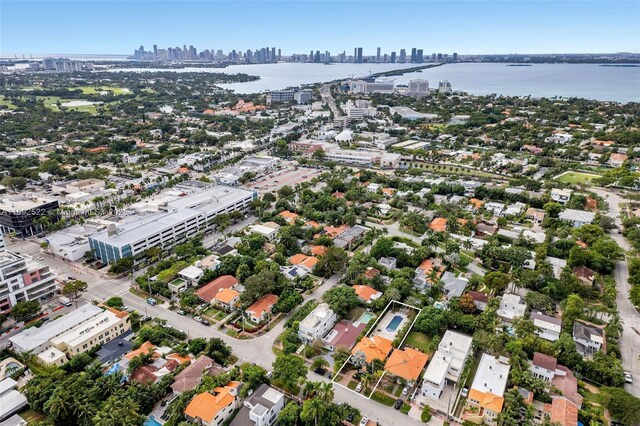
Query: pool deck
354,311,374,327
372,311,408,341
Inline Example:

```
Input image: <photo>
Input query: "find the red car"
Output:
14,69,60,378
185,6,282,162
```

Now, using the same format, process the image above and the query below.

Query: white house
178,265,204,284
421,331,473,399
497,293,526,324
550,188,573,205
298,303,337,344
529,352,558,382
230,384,284,426
248,222,280,241
465,354,511,425
558,209,595,228
530,311,562,342
573,321,605,358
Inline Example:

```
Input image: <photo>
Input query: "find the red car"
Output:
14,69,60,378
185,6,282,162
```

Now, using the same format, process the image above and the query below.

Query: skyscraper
437,53,443,61
453,52,458,62
354,48,357,63
376,47,381,63
153,44,158,58
278,48,282,60
399,49,406,63
390,51,396,63
271,47,276,62
357,47,363,63
411,48,417,62
416,49,424,63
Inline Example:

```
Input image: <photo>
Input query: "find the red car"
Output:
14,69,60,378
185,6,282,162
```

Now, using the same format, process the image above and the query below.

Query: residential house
529,352,557,382
421,331,473,400
278,211,300,224
550,188,572,205
530,312,562,342
229,384,284,426
378,257,397,271
465,354,511,425
573,266,595,285
334,225,368,249
468,291,489,311
171,355,215,394
609,153,628,167
245,294,278,324
0,378,28,422
214,288,241,311
363,267,380,280
184,382,241,426
196,275,239,304
351,335,393,365
430,218,448,232
526,208,546,225
545,257,566,280
248,223,280,241
573,320,605,358
558,209,595,228
485,202,505,217
279,265,308,281
440,271,469,299
476,223,498,238
497,293,526,324
298,303,337,344
413,258,444,291
179,265,204,284
353,285,382,303
323,320,365,351
384,347,429,384
288,254,318,272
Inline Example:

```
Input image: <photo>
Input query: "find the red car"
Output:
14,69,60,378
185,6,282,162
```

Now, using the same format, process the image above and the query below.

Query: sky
1,0,639,55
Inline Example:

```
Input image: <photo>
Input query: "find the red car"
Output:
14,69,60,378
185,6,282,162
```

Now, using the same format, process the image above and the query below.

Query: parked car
176,310,186,316
314,368,326,375
402,386,410,396
146,297,156,305
394,399,403,409
193,316,203,323
346,413,354,422
200,320,210,326
624,371,633,383
266,371,273,379
359,416,369,426
355,382,363,393
461,387,469,398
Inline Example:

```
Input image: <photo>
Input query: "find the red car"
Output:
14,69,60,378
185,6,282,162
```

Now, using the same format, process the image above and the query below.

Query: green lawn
555,171,601,184
19,408,45,424
405,331,432,352
75,86,131,95
371,390,396,406
38,96,104,114
0,96,18,109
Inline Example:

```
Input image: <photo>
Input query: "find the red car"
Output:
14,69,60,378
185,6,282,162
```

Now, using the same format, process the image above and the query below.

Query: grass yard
405,331,432,352
37,96,105,114
18,408,45,424
76,86,131,95
555,171,601,184
345,306,365,322
371,390,396,406
0,96,18,109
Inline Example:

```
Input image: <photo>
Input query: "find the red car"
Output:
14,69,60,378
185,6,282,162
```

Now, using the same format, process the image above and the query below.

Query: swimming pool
386,315,403,332
355,311,374,326
144,415,162,426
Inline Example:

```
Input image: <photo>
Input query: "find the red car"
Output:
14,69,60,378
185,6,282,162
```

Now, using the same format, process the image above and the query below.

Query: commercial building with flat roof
0,195,59,237
0,250,57,314
88,186,256,264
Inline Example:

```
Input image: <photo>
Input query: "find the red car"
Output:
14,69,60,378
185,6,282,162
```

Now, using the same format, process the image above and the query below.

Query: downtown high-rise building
376,47,381,63
390,51,396,63
399,49,406,63
356,47,363,63
416,49,424,63
453,52,458,62
411,48,417,62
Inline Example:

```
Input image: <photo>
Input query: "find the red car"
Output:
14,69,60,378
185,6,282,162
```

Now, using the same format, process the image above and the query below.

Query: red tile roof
196,275,238,302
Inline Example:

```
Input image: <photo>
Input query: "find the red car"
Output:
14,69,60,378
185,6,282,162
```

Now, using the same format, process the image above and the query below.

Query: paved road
592,188,640,396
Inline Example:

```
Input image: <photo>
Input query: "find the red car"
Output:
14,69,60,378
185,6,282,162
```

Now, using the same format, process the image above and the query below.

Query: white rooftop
299,303,335,330
50,309,122,348
470,353,511,397
9,304,103,352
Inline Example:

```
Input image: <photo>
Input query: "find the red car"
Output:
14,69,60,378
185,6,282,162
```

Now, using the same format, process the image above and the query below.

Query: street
592,188,640,397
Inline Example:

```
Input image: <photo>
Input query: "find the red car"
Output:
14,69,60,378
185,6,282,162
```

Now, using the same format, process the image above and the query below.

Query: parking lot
243,166,323,194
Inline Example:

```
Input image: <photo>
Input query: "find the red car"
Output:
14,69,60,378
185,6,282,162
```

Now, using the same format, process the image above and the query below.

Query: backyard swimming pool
386,315,403,332
355,311,374,326
144,415,162,426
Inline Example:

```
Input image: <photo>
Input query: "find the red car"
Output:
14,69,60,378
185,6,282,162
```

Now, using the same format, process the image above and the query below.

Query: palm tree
316,382,334,404
301,397,325,426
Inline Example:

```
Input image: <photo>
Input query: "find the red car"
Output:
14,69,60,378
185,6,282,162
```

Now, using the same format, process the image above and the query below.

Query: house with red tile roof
289,253,319,272
352,285,382,303
278,210,300,223
351,335,393,364
385,348,429,383
245,294,278,324
414,258,444,291
429,218,448,232
196,275,239,303
184,382,241,426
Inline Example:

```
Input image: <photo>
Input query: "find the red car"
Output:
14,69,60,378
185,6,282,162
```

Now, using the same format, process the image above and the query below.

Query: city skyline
1,1,639,55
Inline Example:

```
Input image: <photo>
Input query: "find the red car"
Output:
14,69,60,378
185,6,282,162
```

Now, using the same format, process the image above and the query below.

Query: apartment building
0,251,57,314
323,149,381,167
89,186,256,264
298,303,337,343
